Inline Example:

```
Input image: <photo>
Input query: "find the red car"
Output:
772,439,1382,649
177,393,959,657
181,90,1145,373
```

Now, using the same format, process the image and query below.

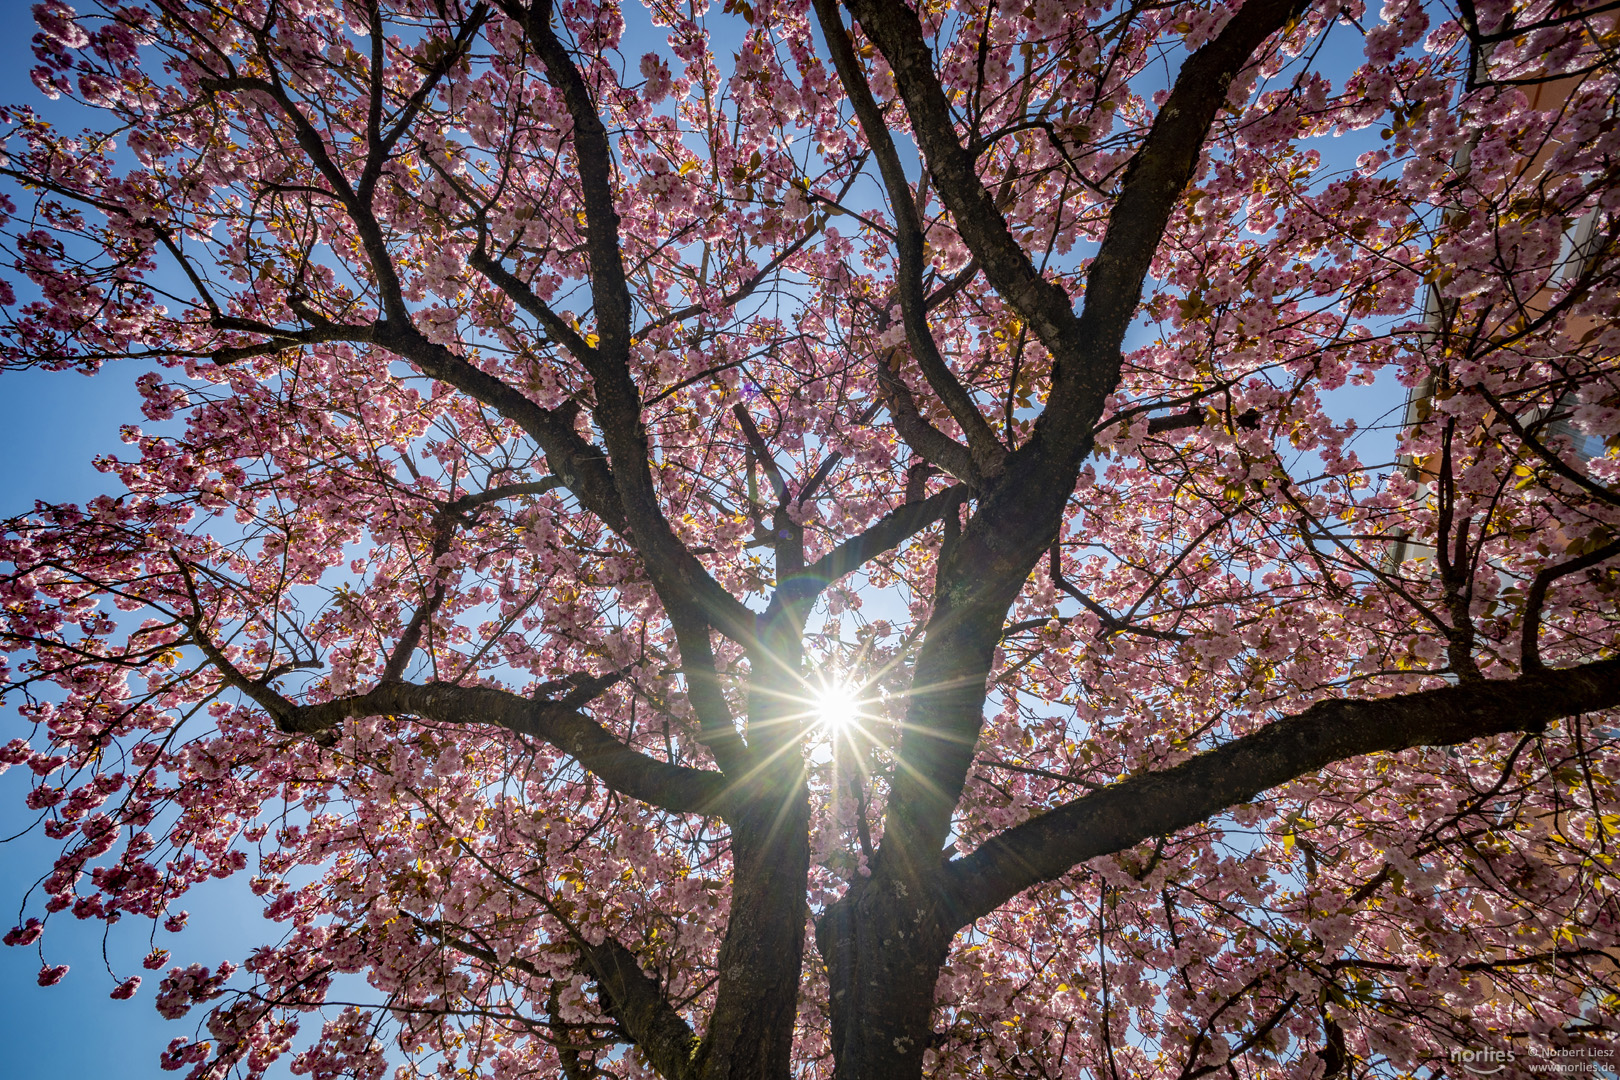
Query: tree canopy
2,0,1618,1078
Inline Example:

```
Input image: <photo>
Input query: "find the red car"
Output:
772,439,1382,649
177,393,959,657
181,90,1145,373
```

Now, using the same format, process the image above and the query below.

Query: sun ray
813,681,861,733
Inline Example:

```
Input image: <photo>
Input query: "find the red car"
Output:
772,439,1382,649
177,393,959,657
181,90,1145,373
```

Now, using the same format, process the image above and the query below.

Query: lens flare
813,681,861,732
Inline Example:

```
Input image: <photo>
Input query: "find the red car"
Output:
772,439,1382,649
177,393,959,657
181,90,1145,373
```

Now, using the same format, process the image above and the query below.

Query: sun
812,681,862,732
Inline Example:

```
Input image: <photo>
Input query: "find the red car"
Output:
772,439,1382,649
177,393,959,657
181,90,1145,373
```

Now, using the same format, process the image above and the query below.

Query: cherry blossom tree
2,0,1618,1078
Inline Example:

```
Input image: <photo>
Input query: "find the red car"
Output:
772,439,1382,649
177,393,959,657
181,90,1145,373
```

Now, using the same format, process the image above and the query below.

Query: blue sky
0,7,264,1076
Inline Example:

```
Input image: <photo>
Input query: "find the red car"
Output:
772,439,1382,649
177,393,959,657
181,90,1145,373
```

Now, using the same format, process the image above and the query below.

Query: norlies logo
1450,1046,1620,1076
1451,1048,1512,1075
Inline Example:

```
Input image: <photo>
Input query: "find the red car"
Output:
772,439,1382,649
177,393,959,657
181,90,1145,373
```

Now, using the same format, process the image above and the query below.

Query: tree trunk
816,871,953,1080
699,647,814,1080
700,793,811,1080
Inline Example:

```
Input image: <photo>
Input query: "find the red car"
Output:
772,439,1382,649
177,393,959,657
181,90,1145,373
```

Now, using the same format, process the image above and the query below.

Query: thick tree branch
506,0,758,672
382,508,458,682
840,0,1083,387
577,935,703,1080
208,324,380,365
846,0,1311,462
417,915,699,1080
1145,406,1261,436
794,484,965,589
446,477,567,513
814,0,1006,479
841,0,1316,876
468,246,604,365
505,0,632,356
197,71,410,325
1521,538,1620,670
185,588,727,817
941,657,1620,926
873,349,980,483
373,322,633,534
1039,0,1311,442
279,678,730,816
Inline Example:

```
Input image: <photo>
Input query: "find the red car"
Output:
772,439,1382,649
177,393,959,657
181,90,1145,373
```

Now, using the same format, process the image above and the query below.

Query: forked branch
942,657,1620,925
